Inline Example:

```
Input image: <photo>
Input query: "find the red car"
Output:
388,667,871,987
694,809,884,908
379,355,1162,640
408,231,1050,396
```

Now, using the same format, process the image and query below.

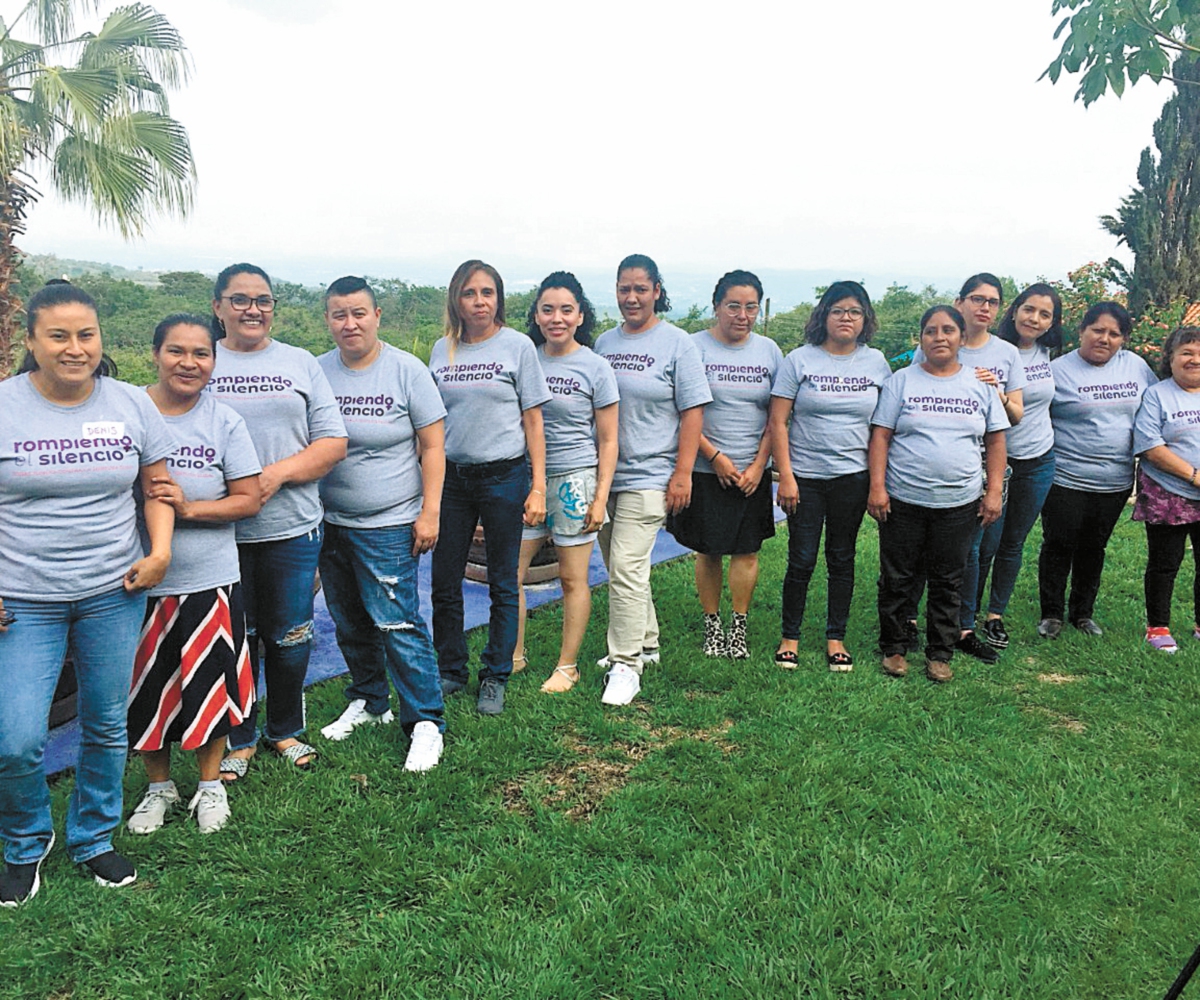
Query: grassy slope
4,515,1200,1000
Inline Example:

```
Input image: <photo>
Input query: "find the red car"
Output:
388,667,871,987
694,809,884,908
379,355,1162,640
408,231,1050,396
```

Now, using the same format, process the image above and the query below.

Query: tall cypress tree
1102,56,1200,315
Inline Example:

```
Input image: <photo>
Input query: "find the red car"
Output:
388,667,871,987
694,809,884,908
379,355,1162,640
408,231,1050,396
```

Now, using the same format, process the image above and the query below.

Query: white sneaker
404,721,444,772
126,782,181,834
320,699,395,741
189,785,231,834
596,648,660,669
600,663,641,706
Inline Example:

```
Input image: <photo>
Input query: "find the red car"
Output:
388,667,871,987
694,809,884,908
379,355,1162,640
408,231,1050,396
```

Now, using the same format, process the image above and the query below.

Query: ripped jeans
319,522,444,732
227,525,322,750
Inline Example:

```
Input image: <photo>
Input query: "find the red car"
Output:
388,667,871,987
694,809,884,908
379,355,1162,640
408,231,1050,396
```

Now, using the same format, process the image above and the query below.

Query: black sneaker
956,631,999,664
903,620,921,653
83,850,137,888
440,676,466,698
0,831,53,907
476,677,505,716
980,618,1010,650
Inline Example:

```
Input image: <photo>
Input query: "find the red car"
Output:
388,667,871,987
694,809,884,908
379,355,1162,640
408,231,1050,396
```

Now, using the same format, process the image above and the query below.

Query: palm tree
0,0,195,376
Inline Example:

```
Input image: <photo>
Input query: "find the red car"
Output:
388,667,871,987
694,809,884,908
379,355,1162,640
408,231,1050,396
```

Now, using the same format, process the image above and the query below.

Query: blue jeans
781,471,869,641
228,526,322,750
432,459,528,685
320,522,444,732
0,587,143,864
980,449,1056,617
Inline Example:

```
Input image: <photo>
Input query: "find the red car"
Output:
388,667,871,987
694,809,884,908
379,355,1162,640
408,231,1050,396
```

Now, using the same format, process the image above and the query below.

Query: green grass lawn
5,514,1200,1000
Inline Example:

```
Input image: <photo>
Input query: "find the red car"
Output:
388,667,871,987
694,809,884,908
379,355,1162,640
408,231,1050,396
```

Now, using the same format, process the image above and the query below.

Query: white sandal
512,654,527,673
540,664,578,694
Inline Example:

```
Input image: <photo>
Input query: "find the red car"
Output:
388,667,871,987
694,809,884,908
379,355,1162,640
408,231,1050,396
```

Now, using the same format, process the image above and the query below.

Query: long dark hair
805,280,878,346
617,253,670,313
996,282,1064,351
525,271,596,348
18,280,118,378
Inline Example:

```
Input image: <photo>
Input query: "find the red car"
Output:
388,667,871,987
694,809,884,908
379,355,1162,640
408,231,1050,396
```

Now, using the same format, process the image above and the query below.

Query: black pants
1037,484,1130,623
1144,521,1200,628
878,498,978,662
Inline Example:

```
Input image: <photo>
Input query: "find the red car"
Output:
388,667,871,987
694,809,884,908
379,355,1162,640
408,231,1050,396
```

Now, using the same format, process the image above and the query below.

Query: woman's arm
149,473,262,524
1141,444,1198,484
413,420,445,555
980,429,1007,526
866,425,893,523
769,396,798,514
259,437,348,504
522,405,547,526
698,432,741,489
738,415,774,498
584,403,619,533
666,405,705,514
976,368,1024,426
126,459,175,592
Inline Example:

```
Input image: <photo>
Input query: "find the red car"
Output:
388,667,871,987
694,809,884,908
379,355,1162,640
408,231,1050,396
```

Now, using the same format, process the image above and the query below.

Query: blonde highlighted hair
443,259,505,362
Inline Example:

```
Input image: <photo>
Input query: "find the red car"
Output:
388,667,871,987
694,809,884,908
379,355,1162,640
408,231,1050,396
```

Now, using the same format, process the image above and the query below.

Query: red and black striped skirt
128,584,255,752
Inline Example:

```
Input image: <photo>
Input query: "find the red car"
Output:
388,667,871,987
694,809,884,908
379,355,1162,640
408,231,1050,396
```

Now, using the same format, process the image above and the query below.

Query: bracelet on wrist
710,450,722,462
1191,467,1198,487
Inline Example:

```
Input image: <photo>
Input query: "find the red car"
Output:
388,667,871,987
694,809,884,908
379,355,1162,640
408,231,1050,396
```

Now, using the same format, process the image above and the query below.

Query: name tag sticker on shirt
83,421,125,437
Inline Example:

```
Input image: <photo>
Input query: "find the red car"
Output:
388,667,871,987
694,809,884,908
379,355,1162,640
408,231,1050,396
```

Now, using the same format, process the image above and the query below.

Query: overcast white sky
15,0,1171,305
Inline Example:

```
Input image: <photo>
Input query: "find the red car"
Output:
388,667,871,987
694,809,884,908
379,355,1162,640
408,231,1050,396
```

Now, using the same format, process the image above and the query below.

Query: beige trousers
598,490,664,675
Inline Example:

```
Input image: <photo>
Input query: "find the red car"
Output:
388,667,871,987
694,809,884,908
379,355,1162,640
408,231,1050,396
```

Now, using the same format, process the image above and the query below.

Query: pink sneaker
1146,627,1178,654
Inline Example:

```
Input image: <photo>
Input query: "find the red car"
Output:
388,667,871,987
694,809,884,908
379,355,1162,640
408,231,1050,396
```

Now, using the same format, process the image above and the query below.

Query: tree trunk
0,173,34,379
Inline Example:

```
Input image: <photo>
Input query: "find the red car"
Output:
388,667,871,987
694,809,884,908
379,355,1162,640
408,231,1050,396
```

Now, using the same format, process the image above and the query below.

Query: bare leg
728,554,759,615
695,554,724,615
542,541,593,693
514,536,542,670
195,736,226,783
141,747,171,783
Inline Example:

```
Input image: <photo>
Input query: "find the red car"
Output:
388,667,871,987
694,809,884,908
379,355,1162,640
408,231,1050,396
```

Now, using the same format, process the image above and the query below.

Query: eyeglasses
829,307,865,320
722,302,760,316
221,294,277,312
966,294,1001,310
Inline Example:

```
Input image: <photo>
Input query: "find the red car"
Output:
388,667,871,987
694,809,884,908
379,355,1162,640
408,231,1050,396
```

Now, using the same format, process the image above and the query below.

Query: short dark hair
324,275,376,309
525,271,597,348
212,263,273,339
996,282,1064,351
617,253,670,313
920,304,966,335
1080,301,1132,340
19,280,117,378
958,272,1004,303
153,312,217,350
712,270,763,310
805,280,878,346
1160,326,1200,380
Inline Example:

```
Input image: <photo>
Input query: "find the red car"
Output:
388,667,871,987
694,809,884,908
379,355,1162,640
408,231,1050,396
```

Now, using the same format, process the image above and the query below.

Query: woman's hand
712,452,740,489
0,597,12,633
524,488,546,526
974,367,999,389
412,507,439,555
258,465,285,505
666,471,692,514
867,487,891,523
147,474,193,521
739,459,766,497
979,490,1003,527
124,552,170,592
776,474,799,515
583,496,607,534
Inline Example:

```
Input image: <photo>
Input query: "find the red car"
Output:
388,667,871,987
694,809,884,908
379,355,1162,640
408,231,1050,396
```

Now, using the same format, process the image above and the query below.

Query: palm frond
79,4,189,90
27,0,100,47
0,35,45,85
30,64,123,130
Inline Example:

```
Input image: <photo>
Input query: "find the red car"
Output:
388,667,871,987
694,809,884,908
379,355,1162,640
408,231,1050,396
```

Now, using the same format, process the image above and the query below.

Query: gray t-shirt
319,343,447,528
538,345,620,474
1134,379,1200,500
208,340,347,543
914,335,1028,396
1050,348,1156,491
594,321,713,491
1006,344,1056,460
871,364,1010,508
143,393,262,596
429,328,551,465
771,343,892,478
0,374,176,601
692,330,783,473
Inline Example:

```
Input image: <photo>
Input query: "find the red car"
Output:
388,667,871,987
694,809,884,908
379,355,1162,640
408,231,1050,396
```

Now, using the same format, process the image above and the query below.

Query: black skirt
667,472,776,556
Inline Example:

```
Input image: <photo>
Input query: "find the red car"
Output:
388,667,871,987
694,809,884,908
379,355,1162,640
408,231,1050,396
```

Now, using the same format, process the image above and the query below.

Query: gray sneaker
476,677,505,715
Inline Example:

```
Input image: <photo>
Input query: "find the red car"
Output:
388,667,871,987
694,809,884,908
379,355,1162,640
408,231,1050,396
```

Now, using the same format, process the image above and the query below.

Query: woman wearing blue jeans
208,264,348,778
428,261,549,716
974,284,1064,649
770,281,892,672
0,282,175,905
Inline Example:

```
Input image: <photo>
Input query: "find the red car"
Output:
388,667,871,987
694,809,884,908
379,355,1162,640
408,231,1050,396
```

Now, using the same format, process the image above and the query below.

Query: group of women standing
4,252,1200,909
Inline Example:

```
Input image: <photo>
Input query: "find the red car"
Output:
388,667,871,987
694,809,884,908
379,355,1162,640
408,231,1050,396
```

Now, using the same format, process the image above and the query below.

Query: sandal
827,651,854,673
774,649,799,670
540,664,579,694
512,654,527,674
219,755,251,783
266,740,318,770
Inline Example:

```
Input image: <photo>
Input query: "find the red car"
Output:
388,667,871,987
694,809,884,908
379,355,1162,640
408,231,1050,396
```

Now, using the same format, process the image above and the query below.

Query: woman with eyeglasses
908,273,1024,665
770,281,891,671
1036,302,1155,639
870,305,1009,683
207,264,347,779
973,284,1064,650
668,271,781,660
